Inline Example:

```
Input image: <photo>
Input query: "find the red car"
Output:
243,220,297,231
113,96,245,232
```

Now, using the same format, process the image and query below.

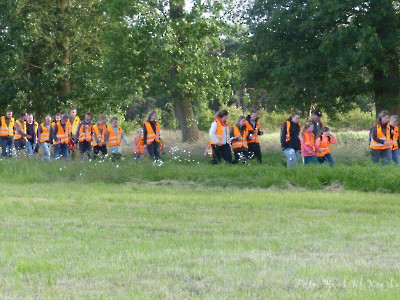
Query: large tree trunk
57,0,71,99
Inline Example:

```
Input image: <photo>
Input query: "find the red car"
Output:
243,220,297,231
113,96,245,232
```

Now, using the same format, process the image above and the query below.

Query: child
389,115,399,164
106,116,129,162
316,127,337,166
301,121,318,165
204,141,214,159
133,128,145,160
230,115,249,164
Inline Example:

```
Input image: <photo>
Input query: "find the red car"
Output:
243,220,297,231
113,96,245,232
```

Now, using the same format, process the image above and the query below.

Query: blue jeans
59,143,69,160
284,148,301,168
26,141,36,156
317,153,334,166
1,137,14,158
302,155,317,165
392,149,399,164
53,144,60,159
41,142,51,161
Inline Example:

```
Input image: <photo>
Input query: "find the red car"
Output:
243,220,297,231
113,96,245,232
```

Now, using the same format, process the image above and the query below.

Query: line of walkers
0,108,163,162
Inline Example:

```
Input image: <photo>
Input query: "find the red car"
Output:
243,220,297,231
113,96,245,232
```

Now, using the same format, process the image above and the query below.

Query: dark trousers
1,137,14,158
93,145,107,159
317,153,334,166
212,144,232,164
233,150,249,164
59,143,69,160
147,142,160,160
371,148,392,165
79,141,92,159
248,143,262,163
14,139,26,151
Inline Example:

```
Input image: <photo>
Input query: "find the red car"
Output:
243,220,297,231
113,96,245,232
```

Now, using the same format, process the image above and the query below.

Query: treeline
1,0,399,141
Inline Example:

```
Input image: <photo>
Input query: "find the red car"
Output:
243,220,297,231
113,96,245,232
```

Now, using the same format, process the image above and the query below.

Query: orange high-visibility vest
316,136,331,157
92,124,106,147
207,141,214,158
282,120,302,142
245,120,260,144
107,126,122,146
78,123,93,142
144,121,160,145
0,116,15,137
370,123,391,150
67,116,80,137
39,123,51,143
391,125,399,151
56,122,70,144
14,120,26,140
51,121,58,145
303,132,315,152
231,125,249,150
213,119,229,144
134,136,145,154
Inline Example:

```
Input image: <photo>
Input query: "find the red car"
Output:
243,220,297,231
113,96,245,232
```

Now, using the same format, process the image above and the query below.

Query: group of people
0,108,163,162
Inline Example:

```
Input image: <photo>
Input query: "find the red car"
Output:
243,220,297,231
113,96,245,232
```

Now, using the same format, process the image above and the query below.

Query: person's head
377,110,390,125
6,109,12,118
313,110,323,122
69,108,77,118
84,112,92,122
250,109,258,121
26,113,34,123
146,110,157,122
19,111,27,121
137,128,143,136
216,109,229,122
320,126,330,137
44,115,51,125
55,113,62,122
99,114,108,125
238,115,246,127
61,113,69,124
110,116,118,127
389,115,398,127
290,112,300,124
301,121,314,135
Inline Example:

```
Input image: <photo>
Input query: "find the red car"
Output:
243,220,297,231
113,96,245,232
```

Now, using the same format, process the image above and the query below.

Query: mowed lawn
1,183,400,299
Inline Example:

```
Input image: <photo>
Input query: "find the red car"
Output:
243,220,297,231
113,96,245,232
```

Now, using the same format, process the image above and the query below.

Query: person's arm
15,122,27,137
143,124,147,145
121,131,129,146
280,122,287,149
371,126,385,144
209,122,219,145
37,125,42,142
74,123,82,143
53,124,59,142
330,135,337,144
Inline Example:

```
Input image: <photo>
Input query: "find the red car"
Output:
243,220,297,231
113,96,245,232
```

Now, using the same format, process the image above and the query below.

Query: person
316,127,337,166
231,115,249,164
106,116,129,162
370,110,392,165
143,110,161,160
38,115,52,161
51,113,62,159
209,109,232,164
0,109,15,158
301,121,318,165
14,111,27,152
204,141,214,159
312,110,324,141
245,110,263,163
389,115,399,164
92,114,108,160
68,108,80,140
74,112,93,159
280,112,302,167
25,113,38,157
53,114,71,160
133,128,145,160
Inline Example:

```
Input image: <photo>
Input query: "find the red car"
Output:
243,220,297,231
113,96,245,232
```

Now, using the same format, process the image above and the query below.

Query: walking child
316,127,336,166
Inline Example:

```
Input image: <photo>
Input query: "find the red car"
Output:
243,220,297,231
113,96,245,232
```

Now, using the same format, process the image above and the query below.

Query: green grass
1,183,400,298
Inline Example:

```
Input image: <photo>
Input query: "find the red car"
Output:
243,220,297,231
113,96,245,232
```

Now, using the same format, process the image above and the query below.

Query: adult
68,107,80,140
280,112,302,167
14,111,27,152
74,112,93,159
389,115,399,164
106,116,129,162
25,113,38,156
53,114,71,160
209,109,232,164
51,113,62,159
311,110,324,141
143,110,161,160
245,109,263,163
92,114,108,160
38,115,52,161
231,116,249,164
370,110,392,165
0,109,15,158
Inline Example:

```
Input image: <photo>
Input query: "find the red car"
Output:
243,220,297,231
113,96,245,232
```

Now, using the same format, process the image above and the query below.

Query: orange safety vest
67,116,81,137
370,123,391,150
51,122,58,145
282,120,302,142
134,136,145,154
0,116,15,137
78,123,93,142
39,123,51,143
316,136,331,157
14,120,26,140
303,132,315,152
92,124,107,147
231,125,249,150
107,126,122,146
213,118,229,144
245,120,260,144
144,121,160,145
391,125,399,151
207,141,214,158
56,122,70,144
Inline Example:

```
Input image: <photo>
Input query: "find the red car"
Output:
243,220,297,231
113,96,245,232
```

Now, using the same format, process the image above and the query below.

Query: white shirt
209,121,230,145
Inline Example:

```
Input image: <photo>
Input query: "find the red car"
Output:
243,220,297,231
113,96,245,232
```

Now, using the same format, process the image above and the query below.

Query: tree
246,0,400,116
